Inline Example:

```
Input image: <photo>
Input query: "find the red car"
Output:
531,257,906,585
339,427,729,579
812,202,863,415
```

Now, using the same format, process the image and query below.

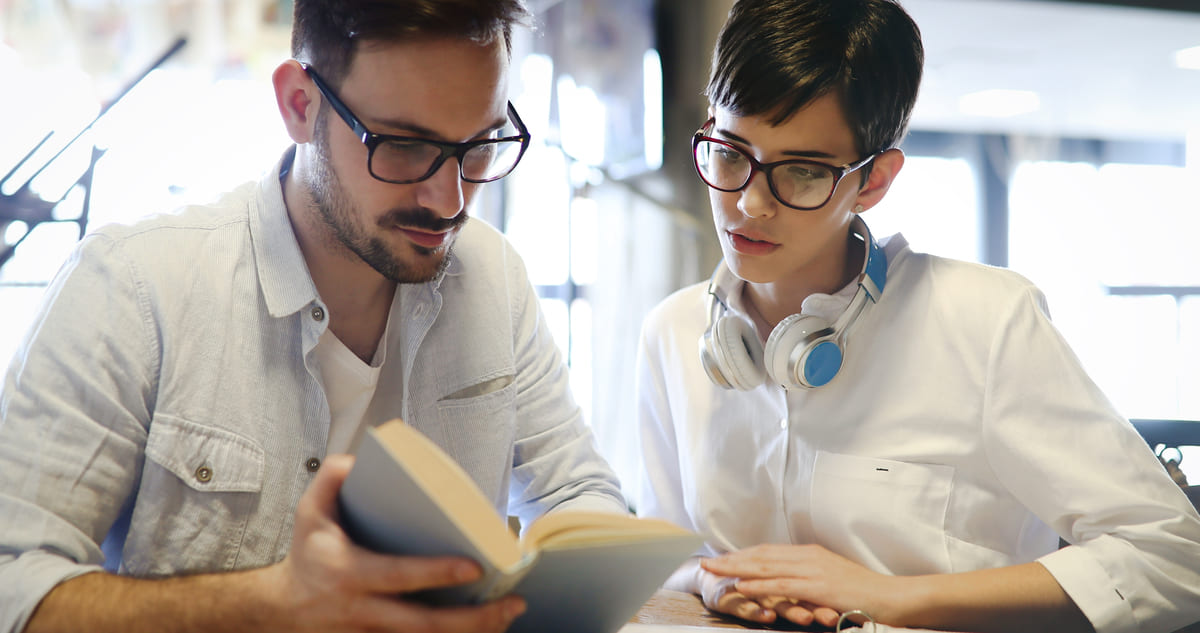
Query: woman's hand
690,556,835,627
701,543,897,628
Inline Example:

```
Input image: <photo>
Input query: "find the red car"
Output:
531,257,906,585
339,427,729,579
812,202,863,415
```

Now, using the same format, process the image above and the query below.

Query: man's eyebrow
371,115,510,141
716,127,838,160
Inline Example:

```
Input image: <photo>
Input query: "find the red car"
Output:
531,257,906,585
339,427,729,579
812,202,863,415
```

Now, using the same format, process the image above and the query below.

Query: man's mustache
380,208,466,232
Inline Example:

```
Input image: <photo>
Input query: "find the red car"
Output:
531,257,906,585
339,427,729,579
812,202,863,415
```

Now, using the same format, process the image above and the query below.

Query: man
635,0,1200,631
0,2,625,632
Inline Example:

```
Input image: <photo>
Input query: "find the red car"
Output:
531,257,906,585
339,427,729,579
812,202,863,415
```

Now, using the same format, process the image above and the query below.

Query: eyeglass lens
370,133,526,184
694,139,839,209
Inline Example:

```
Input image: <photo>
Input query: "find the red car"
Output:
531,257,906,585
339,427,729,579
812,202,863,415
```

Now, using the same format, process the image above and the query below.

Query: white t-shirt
315,324,386,455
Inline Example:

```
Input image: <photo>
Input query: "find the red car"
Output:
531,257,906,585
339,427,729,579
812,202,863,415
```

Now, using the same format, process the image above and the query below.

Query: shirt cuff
1037,544,1139,633
549,492,629,515
0,551,104,633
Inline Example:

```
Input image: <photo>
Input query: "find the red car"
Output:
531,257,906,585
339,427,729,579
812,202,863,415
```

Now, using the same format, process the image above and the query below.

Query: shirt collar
251,146,321,318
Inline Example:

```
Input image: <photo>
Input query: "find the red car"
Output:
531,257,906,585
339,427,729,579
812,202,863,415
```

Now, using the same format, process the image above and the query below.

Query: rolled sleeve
0,552,104,633
1038,544,1138,633
0,235,154,633
984,287,1200,633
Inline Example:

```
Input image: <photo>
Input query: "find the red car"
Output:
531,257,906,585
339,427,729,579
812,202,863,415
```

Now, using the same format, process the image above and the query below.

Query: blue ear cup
762,313,843,389
699,314,765,391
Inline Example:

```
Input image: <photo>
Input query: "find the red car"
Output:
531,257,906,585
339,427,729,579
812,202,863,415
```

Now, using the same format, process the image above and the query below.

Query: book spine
477,552,540,601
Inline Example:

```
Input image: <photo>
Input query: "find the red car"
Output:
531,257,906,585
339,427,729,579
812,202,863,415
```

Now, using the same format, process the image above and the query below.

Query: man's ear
273,60,320,144
853,148,905,212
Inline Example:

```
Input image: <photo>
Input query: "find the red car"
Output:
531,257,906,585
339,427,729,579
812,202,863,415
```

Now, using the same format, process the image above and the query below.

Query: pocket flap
145,414,265,493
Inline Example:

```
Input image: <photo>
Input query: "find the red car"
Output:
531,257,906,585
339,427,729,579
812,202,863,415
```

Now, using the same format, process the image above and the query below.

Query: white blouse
636,234,1200,633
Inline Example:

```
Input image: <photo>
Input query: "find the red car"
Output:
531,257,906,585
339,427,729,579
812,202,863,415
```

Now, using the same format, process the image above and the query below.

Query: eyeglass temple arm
299,62,371,143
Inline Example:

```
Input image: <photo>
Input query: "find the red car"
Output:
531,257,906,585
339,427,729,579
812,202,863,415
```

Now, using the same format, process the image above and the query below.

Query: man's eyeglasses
692,118,877,211
301,63,531,185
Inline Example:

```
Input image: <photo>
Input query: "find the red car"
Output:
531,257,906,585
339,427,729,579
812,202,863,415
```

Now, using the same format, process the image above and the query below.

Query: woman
635,1,1200,631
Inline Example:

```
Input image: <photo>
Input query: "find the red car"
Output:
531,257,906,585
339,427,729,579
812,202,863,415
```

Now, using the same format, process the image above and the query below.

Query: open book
338,419,702,633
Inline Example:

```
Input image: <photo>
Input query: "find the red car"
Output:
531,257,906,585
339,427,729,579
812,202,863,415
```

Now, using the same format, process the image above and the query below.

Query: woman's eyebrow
715,127,837,159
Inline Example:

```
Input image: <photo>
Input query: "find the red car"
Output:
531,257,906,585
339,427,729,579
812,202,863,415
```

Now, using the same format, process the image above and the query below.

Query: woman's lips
728,230,779,255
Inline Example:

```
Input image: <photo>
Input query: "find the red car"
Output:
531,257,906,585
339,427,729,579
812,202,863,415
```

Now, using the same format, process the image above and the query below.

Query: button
310,306,325,322
779,417,788,430
306,457,321,472
195,465,213,483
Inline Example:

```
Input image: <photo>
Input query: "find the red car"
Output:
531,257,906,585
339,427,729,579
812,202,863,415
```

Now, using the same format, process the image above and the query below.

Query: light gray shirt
0,149,625,632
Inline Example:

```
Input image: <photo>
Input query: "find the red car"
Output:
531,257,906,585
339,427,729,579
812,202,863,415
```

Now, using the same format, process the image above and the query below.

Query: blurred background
2,0,1199,492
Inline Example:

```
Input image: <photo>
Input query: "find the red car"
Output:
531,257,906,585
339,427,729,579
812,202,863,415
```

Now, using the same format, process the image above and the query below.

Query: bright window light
517,54,553,140
642,49,663,171
1175,45,1200,70
3,221,29,245
556,75,606,166
958,89,1040,118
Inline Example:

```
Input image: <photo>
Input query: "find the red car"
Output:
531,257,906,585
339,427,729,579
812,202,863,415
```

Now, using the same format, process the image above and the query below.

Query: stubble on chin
307,120,458,285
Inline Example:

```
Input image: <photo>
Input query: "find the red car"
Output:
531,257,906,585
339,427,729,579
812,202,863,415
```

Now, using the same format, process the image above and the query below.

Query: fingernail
505,598,527,620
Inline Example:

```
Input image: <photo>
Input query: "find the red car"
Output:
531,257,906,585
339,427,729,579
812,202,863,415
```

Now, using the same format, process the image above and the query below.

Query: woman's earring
853,204,864,213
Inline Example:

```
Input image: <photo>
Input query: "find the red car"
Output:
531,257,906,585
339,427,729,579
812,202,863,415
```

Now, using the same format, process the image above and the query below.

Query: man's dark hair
292,0,531,86
707,0,924,157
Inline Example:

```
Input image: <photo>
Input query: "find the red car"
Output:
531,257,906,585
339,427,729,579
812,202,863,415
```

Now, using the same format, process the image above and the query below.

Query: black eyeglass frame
692,118,879,211
300,62,531,184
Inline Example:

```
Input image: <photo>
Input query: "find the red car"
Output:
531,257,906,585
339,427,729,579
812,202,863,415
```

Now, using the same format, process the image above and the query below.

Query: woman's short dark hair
707,0,924,157
292,0,530,87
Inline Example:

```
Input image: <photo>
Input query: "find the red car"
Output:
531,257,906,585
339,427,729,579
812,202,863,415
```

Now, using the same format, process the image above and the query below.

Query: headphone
698,215,887,390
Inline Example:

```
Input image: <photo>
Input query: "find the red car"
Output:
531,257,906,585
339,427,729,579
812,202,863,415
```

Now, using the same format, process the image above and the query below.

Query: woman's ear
853,148,905,212
273,60,320,144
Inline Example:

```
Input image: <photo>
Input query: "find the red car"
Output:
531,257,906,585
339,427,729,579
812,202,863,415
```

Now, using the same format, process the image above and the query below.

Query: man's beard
307,117,465,284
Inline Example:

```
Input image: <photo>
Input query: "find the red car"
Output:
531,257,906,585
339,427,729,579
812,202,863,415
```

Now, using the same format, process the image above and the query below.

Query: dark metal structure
0,38,186,273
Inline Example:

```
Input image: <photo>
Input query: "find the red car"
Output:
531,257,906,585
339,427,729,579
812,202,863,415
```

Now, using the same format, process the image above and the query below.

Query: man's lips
397,226,452,248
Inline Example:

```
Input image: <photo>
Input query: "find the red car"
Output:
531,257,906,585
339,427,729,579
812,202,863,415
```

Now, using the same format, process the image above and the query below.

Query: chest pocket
809,451,954,576
123,414,264,576
436,381,518,513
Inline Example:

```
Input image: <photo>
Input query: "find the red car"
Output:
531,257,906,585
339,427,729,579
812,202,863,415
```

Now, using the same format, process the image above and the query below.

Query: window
868,155,980,262
1010,160,1200,420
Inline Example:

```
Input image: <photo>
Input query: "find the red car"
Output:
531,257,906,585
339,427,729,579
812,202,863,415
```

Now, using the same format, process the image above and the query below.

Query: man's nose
415,159,466,219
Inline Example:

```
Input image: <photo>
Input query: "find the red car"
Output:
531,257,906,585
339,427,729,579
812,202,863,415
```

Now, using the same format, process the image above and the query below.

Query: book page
523,510,694,551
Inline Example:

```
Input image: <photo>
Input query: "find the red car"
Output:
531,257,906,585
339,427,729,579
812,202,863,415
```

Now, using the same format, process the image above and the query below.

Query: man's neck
322,279,396,364
282,168,397,364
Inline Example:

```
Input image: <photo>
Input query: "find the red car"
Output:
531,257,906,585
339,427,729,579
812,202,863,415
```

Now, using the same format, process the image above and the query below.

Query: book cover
338,419,702,632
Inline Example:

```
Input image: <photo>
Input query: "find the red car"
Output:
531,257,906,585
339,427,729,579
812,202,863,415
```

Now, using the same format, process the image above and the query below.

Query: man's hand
700,544,893,629
260,454,527,633
26,454,525,633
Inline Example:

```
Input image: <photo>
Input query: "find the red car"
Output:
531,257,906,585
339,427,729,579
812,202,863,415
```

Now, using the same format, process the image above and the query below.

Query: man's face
708,92,866,290
305,36,510,283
